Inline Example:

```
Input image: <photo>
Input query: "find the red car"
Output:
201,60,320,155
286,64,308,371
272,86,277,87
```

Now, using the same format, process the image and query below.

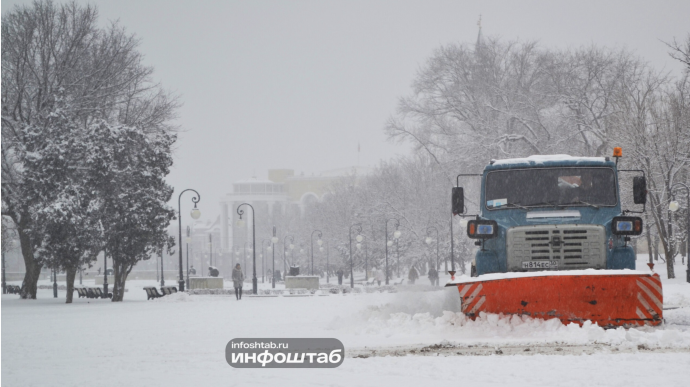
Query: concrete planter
285,276,319,290
189,277,223,289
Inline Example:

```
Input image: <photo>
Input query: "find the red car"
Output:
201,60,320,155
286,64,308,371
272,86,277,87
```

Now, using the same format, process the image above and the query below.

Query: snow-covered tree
2,1,179,298
91,121,176,302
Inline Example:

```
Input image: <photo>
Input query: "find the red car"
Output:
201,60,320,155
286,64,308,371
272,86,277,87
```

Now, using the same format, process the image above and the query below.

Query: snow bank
327,286,690,351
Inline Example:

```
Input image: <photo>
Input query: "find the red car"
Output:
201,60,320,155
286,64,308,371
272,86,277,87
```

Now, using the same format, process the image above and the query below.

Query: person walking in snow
336,268,344,285
408,266,419,284
375,268,384,286
428,267,439,287
232,263,245,300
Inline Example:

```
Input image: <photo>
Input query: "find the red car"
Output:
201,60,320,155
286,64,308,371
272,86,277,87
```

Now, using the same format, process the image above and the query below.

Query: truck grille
507,224,606,270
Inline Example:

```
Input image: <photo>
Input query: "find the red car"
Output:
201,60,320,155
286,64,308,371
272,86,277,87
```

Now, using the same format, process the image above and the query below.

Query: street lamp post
160,248,165,287
186,226,191,289
311,230,323,276
349,224,363,288
261,239,269,283
178,189,201,292
209,234,213,267
1,246,6,294
1,241,8,294
426,226,440,271
53,266,57,298
103,248,108,297
270,226,278,288
356,234,367,280
320,241,330,283
670,182,690,283
384,218,400,285
237,203,257,294
394,229,402,278
283,235,294,277
449,214,456,276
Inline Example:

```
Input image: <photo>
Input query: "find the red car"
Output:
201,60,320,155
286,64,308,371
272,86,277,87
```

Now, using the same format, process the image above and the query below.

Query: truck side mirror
452,187,464,215
633,176,647,204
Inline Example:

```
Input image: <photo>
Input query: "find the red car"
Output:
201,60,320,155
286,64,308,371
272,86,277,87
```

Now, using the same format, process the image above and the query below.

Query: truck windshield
485,167,617,209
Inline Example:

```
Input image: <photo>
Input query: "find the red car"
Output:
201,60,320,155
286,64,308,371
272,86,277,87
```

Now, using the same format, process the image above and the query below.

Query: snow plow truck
447,148,662,327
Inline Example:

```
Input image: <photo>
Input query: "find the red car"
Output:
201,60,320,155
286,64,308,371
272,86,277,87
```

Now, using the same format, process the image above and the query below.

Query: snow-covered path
2,259,690,386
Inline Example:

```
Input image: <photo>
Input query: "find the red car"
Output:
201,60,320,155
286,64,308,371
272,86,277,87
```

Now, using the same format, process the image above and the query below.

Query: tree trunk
653,234,660,262
65,267,76,303
17,224,41,299
111,261,130,302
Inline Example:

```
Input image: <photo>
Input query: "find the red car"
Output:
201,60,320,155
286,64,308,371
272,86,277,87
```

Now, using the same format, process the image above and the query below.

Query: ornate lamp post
270,226,278,288
237,203,257,294
426,226,440,271
349,224,363,288
208,234,213,267
284,235,294,276
320,241,330,283
177,189,201,291
311,230,323,276
670,182,690,283
186,226,192,289
384,218,400,285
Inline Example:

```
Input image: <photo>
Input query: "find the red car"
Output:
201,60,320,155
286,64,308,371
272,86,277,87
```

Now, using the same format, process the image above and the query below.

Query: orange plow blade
449,272,662,327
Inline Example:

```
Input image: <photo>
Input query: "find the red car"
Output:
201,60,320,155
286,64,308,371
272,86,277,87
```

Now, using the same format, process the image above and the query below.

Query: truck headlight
611,216,642,236
467,220,499,239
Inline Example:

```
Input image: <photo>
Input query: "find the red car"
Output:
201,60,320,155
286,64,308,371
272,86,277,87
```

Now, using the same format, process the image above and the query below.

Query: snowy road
3,260,690,386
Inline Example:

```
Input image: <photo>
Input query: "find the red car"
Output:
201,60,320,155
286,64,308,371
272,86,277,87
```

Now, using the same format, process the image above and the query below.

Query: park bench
6,285,21,294
84,287,112,299
393,278,405,285
75,288,88,298
363,278,376,286
143,286,176,300
161,286,177,295
144,287,164,300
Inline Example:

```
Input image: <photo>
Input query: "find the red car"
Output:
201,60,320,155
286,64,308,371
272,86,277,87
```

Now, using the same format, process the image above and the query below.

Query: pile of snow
327,286,690,351
153,292,194,302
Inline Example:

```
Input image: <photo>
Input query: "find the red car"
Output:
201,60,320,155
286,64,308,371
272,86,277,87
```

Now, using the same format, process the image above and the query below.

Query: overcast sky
3,0,689,222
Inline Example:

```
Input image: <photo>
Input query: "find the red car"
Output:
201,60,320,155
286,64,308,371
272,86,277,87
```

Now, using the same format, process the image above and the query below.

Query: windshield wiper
569,200,599,209
504,202,529,210
527,201,564,210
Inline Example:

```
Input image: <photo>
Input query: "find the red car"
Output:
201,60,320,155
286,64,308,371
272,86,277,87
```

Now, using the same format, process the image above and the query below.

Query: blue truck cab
452,154,646,277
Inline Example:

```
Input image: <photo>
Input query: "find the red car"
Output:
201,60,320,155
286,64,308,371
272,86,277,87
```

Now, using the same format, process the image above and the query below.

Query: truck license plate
522,261,558,269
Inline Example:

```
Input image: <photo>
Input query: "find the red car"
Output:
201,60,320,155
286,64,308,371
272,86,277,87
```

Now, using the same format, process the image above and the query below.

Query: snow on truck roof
491,154,608,167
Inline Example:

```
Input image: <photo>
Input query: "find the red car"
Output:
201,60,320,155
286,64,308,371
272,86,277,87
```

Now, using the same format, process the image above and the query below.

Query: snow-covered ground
2,256,690,386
